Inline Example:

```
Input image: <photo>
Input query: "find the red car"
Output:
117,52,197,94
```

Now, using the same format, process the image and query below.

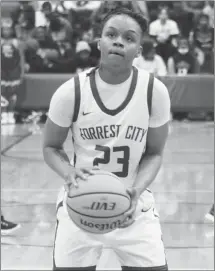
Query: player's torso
72,67,151,187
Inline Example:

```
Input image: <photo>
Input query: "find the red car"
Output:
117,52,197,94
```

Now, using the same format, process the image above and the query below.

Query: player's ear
135,46,142,58
97,39,101,51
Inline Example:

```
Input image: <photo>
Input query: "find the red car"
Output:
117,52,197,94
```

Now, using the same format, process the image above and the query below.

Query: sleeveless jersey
71,67,154,188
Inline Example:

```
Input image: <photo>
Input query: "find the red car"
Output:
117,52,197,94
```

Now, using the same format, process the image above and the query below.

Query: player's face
99,15,142,69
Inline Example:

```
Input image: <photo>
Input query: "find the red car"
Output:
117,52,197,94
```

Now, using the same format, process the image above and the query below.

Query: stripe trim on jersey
147,73,154,116
89,66,138,116
72,75,81,122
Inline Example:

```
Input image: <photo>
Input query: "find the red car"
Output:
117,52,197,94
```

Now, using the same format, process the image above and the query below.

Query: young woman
43,8,170,270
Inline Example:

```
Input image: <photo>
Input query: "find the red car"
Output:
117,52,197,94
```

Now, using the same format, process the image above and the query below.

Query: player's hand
118,187,139,228
64,166,99,192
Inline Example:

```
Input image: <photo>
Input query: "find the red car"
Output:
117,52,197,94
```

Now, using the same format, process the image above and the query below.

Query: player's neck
98,64,132,85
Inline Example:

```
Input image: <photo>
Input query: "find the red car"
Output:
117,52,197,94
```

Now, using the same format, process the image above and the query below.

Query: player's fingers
125,219,135,228
119,218,135,228
76,169,88,181
123,210,133,219
123,205,136,219
65,174,79,189
82,167,99,175
72,178,79,188
64,180,76,191
64,183,70,192
92,166,100,172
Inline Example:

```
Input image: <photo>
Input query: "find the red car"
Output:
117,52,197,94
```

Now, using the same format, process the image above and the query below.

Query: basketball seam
67,192,130,200
66,203,130,219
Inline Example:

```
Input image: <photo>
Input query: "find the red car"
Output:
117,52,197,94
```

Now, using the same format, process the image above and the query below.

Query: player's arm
119,78,170,228
133,123,168,196
43,78,93,189
133,78,170,197
43,118,72,181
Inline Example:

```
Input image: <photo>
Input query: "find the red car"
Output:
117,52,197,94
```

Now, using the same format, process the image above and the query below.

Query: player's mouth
109,50,124,57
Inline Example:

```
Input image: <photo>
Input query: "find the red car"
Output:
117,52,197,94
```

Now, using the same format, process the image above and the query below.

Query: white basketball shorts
53,187,167,269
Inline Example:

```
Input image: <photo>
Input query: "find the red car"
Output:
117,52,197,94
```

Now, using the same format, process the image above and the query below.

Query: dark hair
101,8,148,36
42,1,52,11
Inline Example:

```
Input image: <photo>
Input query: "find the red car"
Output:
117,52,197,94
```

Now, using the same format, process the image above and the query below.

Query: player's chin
106,57,131,69
107,57,124,65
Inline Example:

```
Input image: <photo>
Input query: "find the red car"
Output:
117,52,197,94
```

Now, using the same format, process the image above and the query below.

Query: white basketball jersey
72,67,153,188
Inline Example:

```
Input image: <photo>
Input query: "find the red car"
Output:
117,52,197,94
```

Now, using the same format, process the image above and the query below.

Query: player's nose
113,36,124,48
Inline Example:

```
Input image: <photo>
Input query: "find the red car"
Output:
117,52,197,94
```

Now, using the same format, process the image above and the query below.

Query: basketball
66,170,131,234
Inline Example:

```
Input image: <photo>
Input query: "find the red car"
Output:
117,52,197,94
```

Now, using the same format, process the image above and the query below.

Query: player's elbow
42,145,52,163
42,143,57,162
145,144,165,157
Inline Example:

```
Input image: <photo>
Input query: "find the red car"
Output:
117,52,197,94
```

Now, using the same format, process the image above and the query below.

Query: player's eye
107,32,115,38
126,37,133,42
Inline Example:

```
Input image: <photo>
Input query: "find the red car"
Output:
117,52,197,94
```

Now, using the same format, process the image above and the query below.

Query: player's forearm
133,153,163,197
43,146,72,180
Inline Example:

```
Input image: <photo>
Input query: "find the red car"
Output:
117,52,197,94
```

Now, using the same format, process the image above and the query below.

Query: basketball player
43,8,170,271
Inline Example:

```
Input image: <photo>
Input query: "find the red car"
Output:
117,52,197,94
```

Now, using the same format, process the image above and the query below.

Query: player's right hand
64,166,99,191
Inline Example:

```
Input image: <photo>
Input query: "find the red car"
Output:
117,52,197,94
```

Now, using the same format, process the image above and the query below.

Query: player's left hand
118,187,139,228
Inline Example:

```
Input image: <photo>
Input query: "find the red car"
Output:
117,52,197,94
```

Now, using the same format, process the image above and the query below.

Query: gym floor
1,121,214,270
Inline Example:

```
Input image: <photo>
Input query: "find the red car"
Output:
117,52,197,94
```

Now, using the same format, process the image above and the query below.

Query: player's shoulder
59,68,93,87
51,74,77,105
72,67,97,88
153,76,168,96
136,67,168,95
57,76,75,94
53,68,94,98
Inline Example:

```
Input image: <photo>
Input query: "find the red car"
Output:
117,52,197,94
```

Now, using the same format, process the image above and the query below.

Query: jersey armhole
147,73,154,116
72,75,81,123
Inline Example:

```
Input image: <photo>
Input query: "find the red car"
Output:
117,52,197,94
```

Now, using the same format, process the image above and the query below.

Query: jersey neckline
89,66,138,116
